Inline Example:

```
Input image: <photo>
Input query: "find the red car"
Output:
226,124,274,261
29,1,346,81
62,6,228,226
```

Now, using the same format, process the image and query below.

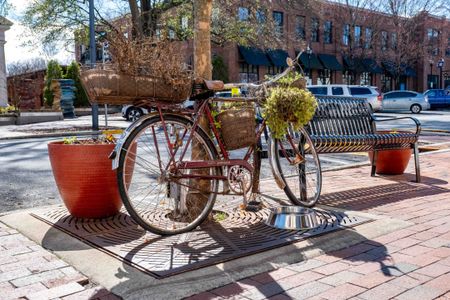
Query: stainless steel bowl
265,206,319,230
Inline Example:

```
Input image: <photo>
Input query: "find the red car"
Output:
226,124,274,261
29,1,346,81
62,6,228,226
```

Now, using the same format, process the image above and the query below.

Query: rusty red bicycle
111,55,322,235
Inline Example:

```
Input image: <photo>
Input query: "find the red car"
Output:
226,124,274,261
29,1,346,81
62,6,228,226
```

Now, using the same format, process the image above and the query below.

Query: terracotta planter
48,141,135,218
369,148,412,175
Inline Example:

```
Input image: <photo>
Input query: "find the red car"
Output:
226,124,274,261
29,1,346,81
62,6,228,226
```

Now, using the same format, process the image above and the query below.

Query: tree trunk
128,0,143,39
187,0,213,217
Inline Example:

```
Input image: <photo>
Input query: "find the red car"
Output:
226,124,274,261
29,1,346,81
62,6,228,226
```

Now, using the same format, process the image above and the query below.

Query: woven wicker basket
217,106,256,150
80,69,192,105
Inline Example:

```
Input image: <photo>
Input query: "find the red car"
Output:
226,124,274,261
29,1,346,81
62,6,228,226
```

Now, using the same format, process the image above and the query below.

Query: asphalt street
0,110,448,214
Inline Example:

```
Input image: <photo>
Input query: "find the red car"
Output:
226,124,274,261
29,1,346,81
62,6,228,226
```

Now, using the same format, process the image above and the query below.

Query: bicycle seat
203,80,224,91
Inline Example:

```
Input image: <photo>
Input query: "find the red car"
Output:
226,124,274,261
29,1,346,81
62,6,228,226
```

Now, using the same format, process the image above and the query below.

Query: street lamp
89,0,99,131
306,44,312,84
429,59,434,89
438,58,445,89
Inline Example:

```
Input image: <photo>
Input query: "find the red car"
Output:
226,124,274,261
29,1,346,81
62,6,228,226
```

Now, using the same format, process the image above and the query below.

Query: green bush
64,61,90,107
212,55,229,83
44,60,63,107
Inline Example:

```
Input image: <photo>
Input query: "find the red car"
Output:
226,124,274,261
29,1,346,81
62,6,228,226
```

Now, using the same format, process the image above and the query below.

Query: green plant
263,76,317,139
0,105,18,115
64,61,90,107
44,60,63,107
212,55,229,83
62,130,122,145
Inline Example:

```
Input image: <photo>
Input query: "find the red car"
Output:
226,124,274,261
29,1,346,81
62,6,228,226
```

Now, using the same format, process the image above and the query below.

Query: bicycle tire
117,114,220,235
272,127,322,207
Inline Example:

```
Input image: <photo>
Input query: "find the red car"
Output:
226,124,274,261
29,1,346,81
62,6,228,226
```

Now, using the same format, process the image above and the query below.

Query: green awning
318,54,342,71
299,53,324,70
238,46,271,66
363,59,383,74
343,56,365,73
267,49,289,67
382,61,397,76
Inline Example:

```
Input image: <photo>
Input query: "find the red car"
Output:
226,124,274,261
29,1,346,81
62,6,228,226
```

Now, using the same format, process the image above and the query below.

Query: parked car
121,92,232,121
306,84,382,111
423,89,450,109
381,90,430,113
121,105,149,122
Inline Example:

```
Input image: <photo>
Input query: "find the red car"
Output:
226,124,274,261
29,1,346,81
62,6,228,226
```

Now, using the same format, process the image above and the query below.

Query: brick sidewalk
0,222,119,299
190,151,450,300
1,151,449,299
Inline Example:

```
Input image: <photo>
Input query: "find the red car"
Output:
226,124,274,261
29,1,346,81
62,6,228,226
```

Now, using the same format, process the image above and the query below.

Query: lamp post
437,58,445,89
429,59,434,89
89,0,99,131
306,44,312,85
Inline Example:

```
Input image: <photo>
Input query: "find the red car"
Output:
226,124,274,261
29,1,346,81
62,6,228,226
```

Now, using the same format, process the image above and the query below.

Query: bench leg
371,150,377,177
414,143,421,183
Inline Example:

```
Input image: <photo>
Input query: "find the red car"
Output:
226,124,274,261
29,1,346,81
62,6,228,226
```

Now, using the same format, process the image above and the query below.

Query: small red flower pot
48,141,134,219
369,148,412,175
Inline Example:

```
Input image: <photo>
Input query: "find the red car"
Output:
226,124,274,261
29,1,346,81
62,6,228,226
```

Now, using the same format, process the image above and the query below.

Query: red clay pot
48,141,133,219
369,148,412,175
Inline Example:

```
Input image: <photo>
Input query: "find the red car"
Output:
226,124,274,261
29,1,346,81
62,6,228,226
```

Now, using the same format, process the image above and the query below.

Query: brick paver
0,222,119,299
3,149,450,299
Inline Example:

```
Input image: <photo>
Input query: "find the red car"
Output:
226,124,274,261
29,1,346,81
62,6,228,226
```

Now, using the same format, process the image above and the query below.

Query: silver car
382,90,430,113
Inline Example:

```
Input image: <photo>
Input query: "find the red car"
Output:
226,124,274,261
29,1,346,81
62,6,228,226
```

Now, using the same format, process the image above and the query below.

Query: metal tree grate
31,199,370,278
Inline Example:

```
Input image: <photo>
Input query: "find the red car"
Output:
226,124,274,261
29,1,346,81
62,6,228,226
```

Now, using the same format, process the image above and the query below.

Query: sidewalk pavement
1,149,450,299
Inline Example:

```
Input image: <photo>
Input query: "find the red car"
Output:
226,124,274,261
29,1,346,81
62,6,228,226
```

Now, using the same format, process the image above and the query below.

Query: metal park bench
307,96,421,182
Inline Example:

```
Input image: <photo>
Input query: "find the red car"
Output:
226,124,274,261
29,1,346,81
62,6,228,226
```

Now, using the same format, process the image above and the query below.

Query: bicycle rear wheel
272,126,322,207
117,114,221,235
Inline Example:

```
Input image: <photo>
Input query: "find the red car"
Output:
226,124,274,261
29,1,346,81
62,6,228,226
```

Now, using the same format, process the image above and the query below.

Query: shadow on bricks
320,180,448,210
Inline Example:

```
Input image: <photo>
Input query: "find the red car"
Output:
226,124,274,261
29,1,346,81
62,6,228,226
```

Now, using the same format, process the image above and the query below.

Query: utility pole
89,0,99,131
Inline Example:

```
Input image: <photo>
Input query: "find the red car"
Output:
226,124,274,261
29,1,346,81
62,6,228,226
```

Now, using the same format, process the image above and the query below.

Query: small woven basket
217,106,256,150
80,68,192,105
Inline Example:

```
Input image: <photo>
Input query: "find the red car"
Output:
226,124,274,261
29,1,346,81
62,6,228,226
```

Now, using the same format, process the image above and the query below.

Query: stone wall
7,70,46,110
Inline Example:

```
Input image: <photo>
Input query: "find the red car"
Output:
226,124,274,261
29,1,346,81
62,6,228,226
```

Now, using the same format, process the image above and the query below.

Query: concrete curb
0,130,103,141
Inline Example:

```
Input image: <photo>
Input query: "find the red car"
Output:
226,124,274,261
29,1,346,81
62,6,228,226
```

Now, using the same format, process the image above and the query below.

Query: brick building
78,1,450,93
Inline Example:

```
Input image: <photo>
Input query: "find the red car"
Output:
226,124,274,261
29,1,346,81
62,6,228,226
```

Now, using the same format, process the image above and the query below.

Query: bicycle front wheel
117,114,221,235
272,127,322,207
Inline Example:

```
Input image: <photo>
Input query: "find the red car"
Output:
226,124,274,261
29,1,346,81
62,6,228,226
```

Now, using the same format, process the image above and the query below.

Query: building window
391,32,397,50
239,63,259,83
343,24,350,46
273,11,284,35
381,31,388,51
256,9,266,23
318,69,331,84
360,72,372,86
311,17,319,42
427,74,439,89
354,26,361,47
324,21,332,44
295,16,305,40
364,27,372,49
343,70,355,85
381,73,392,92
427,28,439,40
268,66,285,75
446,48,450,57
238,7,249,21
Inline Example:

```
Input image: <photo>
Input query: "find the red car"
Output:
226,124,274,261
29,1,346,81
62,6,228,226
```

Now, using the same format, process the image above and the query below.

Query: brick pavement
1,150,450,299
0,222,119,300
190,151,450,299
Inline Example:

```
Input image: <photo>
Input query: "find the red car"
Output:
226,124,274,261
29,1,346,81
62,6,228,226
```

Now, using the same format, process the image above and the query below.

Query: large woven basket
217,106,256,150
80,69,192,105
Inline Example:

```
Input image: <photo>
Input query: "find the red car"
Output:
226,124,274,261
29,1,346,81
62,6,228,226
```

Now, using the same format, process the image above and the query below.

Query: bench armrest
372,116,421,135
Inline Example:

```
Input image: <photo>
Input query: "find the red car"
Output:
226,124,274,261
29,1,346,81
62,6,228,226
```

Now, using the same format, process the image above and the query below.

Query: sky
4,0,74,68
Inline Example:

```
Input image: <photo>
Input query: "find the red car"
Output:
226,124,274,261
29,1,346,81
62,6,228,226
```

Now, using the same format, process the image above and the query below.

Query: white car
307,84,382,111
121,105,149,122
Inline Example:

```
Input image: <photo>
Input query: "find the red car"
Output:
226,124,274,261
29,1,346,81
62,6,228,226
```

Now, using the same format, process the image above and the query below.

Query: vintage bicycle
107,54,322,235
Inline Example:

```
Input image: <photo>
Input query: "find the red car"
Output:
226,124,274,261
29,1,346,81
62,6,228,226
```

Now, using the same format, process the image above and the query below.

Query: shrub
212,55,229,83
44,60,63,107
64,61,90,107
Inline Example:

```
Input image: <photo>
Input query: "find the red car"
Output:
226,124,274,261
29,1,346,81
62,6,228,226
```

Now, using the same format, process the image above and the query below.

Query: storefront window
267,66,285,75
360,72,372,86
381,74,392,92
318,69,331,85
343,70,355,85
239,63,259,83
